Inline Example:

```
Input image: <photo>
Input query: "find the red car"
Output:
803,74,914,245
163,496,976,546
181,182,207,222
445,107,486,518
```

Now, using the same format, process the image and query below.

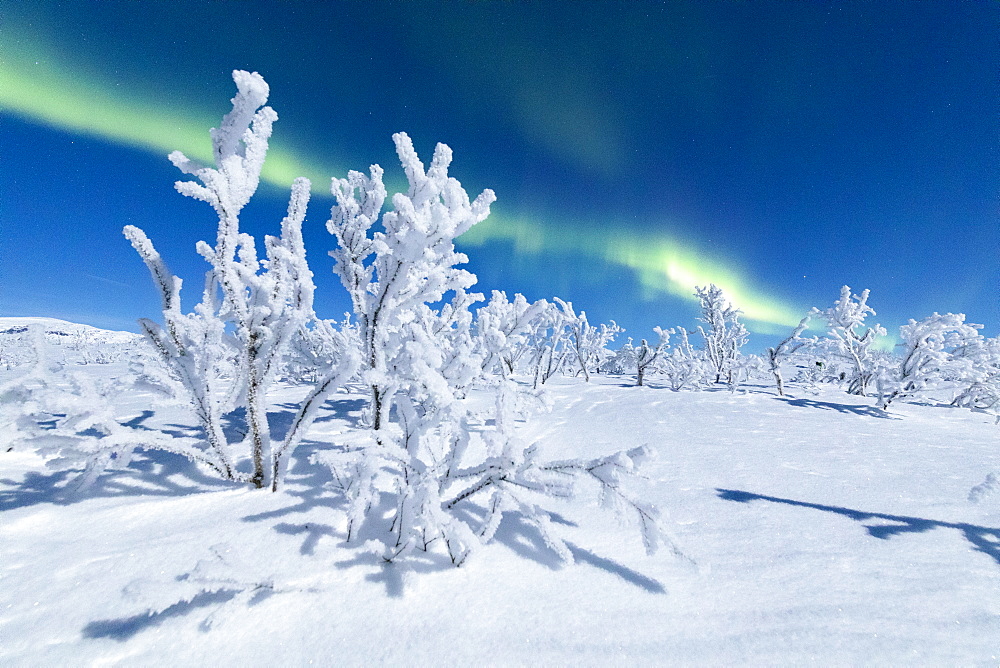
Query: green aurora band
2,26,820,338
460,213,811,335
0,35,338,191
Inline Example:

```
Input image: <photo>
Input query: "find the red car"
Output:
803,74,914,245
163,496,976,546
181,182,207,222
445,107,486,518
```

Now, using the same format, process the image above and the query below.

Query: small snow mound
968,472,1000,504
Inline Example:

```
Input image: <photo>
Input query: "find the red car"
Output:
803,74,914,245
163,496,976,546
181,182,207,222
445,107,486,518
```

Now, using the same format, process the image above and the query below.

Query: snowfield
3,365,1000,665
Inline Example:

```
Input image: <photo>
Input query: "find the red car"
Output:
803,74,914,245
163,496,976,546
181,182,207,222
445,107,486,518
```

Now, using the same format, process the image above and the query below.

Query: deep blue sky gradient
1,1,997,349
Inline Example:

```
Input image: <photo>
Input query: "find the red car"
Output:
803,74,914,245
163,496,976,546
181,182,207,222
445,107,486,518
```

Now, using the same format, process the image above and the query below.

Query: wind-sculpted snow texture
3,367,1000,664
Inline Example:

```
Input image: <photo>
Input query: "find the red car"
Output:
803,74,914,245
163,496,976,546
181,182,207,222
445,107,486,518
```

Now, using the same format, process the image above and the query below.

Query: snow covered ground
3,347,1000,664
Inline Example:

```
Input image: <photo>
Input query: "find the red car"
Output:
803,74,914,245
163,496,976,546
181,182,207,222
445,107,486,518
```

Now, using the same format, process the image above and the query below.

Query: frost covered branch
122,70,357,490
696,284,748,384
811,286,886,396
766,316,813,396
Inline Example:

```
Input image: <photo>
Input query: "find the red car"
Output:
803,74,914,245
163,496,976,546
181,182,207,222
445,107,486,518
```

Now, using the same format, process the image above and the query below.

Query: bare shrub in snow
659,327,710,391
553,298,623,382
635,327,670,387
766,316,814,396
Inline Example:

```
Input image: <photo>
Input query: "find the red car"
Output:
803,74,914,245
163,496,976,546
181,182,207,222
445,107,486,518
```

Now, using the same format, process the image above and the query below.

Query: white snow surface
3,355,1000,664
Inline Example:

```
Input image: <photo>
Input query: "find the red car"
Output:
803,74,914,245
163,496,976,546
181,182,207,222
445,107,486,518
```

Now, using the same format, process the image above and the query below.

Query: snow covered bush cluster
319,121,663,565
610,281,1000,421
4,69,1000,570
1,71,666,567
0,321,145,369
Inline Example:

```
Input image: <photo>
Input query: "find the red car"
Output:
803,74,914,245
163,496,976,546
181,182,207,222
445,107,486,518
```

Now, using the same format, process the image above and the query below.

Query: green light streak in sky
461,213,809,334
0,34,337,192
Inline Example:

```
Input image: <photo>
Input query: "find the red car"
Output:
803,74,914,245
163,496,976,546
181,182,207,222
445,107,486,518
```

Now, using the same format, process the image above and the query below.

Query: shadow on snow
0,392,664,636
776,396,896,419
716,488,1000,565
0,449,235,512
0,396,366,511
82,589,240,641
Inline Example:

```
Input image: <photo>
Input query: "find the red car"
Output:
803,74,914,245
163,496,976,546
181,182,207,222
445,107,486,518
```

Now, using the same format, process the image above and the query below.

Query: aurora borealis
1,1,996,347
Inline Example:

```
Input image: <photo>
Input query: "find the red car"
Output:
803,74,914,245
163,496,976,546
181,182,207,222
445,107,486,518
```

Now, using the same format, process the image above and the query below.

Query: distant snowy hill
0,317,145,368
0,317,141,344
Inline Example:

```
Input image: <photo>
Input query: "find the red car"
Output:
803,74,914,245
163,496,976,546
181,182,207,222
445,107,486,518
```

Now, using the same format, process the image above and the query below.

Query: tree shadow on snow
334,549,453,598
0,448,235,511
454,504,666,594
566,542,666,594
82,589,239,641
273,521,340,556
276,397,367,425
776,397,897,419
81,541,302,643
1,397,365,512
240,441,349,525
717,488,1000,565
260,496,666,598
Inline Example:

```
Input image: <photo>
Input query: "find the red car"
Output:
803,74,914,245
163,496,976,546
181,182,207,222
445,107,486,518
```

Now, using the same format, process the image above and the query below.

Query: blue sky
1,1,997,349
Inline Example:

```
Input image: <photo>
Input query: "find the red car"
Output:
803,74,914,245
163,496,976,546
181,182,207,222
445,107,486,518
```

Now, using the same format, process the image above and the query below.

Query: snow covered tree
766,316,813,396
601,338,637,375
728,354,768,392
695,284,748,384
525,300,575,388
553,298,623,382
327,132,494,433
635,327,670,387
951,336,1000,415
811,286,886,396
322,135,666,565
283,315,361,384
659,327,709,391
475,291,548,379
877,313,983,409
125,70,358,490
